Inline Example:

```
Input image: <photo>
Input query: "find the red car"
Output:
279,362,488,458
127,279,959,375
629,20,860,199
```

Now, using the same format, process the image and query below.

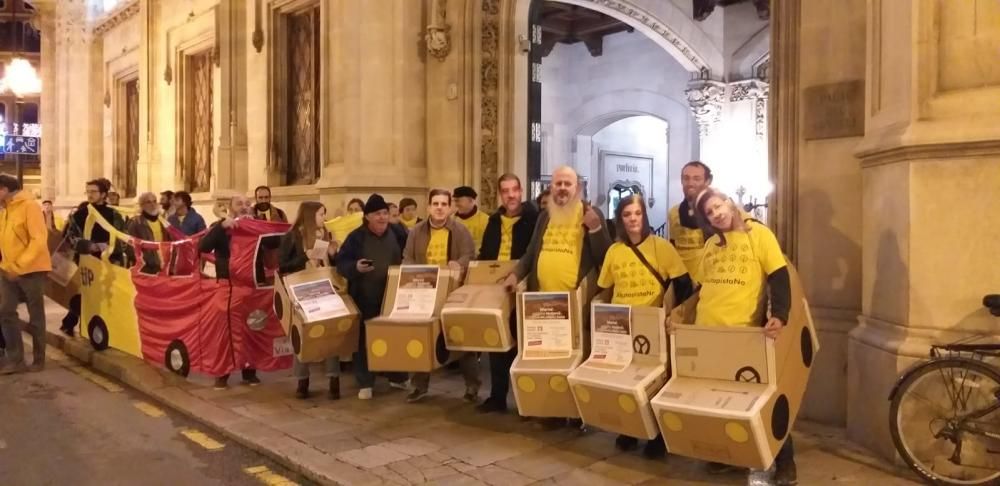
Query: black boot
615,434,639,451
774,457,798,485
643,435,667,459
295,378,310,399
328,377,341,400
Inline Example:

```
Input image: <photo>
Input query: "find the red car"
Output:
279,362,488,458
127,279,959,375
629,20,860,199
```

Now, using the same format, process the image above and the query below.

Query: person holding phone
401,189,478,403
278,201,341,400
335,194,411,400
690,188,796,485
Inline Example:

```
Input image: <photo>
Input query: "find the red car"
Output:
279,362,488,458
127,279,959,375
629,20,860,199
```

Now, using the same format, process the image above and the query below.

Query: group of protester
0,160,796,484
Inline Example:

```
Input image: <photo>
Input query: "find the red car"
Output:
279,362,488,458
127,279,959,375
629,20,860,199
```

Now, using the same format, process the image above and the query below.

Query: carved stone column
846,0,1000,461
684,79,725,140
36,3,58,201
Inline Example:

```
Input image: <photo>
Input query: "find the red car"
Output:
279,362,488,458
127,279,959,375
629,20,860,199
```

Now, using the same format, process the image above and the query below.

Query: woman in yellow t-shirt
596,194,694,459
691,188,796,483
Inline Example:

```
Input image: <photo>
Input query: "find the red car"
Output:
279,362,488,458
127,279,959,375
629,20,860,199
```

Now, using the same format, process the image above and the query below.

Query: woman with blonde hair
692,188,796,484
597,193,693,458
277,201,341,399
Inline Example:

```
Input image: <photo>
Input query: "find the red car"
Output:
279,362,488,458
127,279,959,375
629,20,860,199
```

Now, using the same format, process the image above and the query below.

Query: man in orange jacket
0,174,52,374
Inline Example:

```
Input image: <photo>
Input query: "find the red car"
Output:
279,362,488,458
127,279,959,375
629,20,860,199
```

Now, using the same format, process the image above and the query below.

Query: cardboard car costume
66,205,293,377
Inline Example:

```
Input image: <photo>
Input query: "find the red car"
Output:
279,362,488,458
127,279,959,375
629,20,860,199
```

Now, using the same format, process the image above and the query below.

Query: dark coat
478,202,539,261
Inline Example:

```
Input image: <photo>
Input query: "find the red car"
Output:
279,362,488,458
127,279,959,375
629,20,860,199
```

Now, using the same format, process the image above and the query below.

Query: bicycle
889,294,1000,485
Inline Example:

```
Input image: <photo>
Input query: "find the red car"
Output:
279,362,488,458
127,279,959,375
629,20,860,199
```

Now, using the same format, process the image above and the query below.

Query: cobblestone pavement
35,300,919,485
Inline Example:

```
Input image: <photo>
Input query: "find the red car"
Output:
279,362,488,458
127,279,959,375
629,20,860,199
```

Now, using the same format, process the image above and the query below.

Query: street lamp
1,57,41,96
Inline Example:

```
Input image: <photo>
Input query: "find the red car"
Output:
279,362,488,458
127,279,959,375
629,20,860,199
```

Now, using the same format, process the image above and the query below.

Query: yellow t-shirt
695,221,786,327
426,227,449,265
400,217,419,229
537,203,584,292
456,209,490,253
668,204,705,282
147,219,164,242
498,214,520,261
598,235,688,307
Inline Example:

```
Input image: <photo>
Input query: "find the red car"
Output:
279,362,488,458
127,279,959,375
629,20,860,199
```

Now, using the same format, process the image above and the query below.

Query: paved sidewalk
34,299,918,486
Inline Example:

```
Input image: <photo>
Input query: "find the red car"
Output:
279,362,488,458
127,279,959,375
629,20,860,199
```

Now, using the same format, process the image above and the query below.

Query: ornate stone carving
93,0,139,37
479,0,501,210
685,80,726,138
579,0,709,73
729,79,768,102
425,0,451,61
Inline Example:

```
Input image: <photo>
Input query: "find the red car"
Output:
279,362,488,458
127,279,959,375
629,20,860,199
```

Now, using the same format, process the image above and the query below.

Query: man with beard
503,165,612,425
253,185,288,222
168,191,207,236
199,195,261,389
61,178,128,336
668,161,713,280
126,192,172,274
475,173,538,413
159,191,175,216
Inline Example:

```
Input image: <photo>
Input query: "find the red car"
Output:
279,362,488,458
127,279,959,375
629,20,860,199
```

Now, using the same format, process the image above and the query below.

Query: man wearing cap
336,194,411,400
453,185,490,252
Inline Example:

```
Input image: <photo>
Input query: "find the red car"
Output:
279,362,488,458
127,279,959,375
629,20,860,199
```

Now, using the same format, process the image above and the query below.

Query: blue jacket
168,208,207,236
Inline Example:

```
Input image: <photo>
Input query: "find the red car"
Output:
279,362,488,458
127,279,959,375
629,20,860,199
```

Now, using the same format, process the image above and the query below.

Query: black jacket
277,230,309,276
335,223,408,319
478,203,539,261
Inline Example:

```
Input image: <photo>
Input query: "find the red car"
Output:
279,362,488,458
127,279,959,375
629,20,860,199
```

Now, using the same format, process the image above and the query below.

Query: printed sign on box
521,292,573,360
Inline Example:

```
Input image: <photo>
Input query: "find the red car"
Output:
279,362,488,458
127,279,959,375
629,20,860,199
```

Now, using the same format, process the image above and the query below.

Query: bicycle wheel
890,357,1000,485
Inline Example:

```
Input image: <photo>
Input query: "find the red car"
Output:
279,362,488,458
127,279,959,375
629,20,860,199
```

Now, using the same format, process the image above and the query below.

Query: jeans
0,272,47,365
412,353,481,393
354,320,407,388
487,312,518,400
293,355,341,379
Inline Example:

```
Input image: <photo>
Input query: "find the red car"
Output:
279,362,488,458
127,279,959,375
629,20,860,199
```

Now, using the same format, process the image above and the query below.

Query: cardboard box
44,228,80,309
440,260,522,352
510,273,596,418
365,266,463,372
650,263,819,469
274,267,361,362
568,290,674,440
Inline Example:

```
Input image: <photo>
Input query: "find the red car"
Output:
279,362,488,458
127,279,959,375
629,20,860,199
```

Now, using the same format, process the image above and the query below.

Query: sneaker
213,377,229,390
242,371,261,386
463,386,478,403
773,459,798,485
389,379,410,391
0,361,27,375
642,437,667,459
406,389,427,403
475,397,508,414
358,387,373,400
706,461,743,475
615,435,639,451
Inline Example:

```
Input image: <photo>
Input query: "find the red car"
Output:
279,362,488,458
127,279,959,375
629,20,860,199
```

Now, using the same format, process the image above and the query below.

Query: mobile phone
360,259,374,267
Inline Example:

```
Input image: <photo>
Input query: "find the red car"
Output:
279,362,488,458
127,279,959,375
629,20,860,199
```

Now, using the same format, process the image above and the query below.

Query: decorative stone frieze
685,79,725,138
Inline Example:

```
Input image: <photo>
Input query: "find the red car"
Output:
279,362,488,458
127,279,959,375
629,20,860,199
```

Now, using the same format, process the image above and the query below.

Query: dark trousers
354,320,407,388
61,295,80,331
0,272,47,365
487,312,519,401
776,436,795,465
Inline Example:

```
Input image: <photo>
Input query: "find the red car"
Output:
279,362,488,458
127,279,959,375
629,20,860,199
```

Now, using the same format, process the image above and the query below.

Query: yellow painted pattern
406,340,424,358
371,339,388,357
180,429,225,451
244,465,299,486
448,326,465,344
68,366,124,393
483,328,500,346
337,320,352,332
574,385,591,403
308,325,325,339
133,401,166,418
661,412,683,432
517,375,536,393
725,422,750,443
549,375,568,393
618,394,637,414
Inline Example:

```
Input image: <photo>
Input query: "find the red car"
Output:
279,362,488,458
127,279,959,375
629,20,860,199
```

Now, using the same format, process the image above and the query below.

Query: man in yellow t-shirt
505,166,611,293
475,173,539,414
453,186,490,253
668,161,713,281
398,197,422,229
401,188,478,404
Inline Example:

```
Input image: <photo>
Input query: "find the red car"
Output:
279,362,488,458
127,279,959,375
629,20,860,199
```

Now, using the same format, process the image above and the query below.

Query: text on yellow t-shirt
426,227,449,265
498,214,520,261
537,202,584,292
598,235,688,307
694,221,786,327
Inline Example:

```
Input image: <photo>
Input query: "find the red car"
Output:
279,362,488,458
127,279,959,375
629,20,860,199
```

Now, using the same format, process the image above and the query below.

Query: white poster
586,303,633,372
521,292,573,360
390,265,440,318
289,279,349,322
273,336,294,357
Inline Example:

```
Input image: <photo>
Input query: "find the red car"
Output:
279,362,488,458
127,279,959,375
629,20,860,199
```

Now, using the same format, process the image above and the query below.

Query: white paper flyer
391,265,440,318
586,303,633,372
521,292,573,360
289,278,350,322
